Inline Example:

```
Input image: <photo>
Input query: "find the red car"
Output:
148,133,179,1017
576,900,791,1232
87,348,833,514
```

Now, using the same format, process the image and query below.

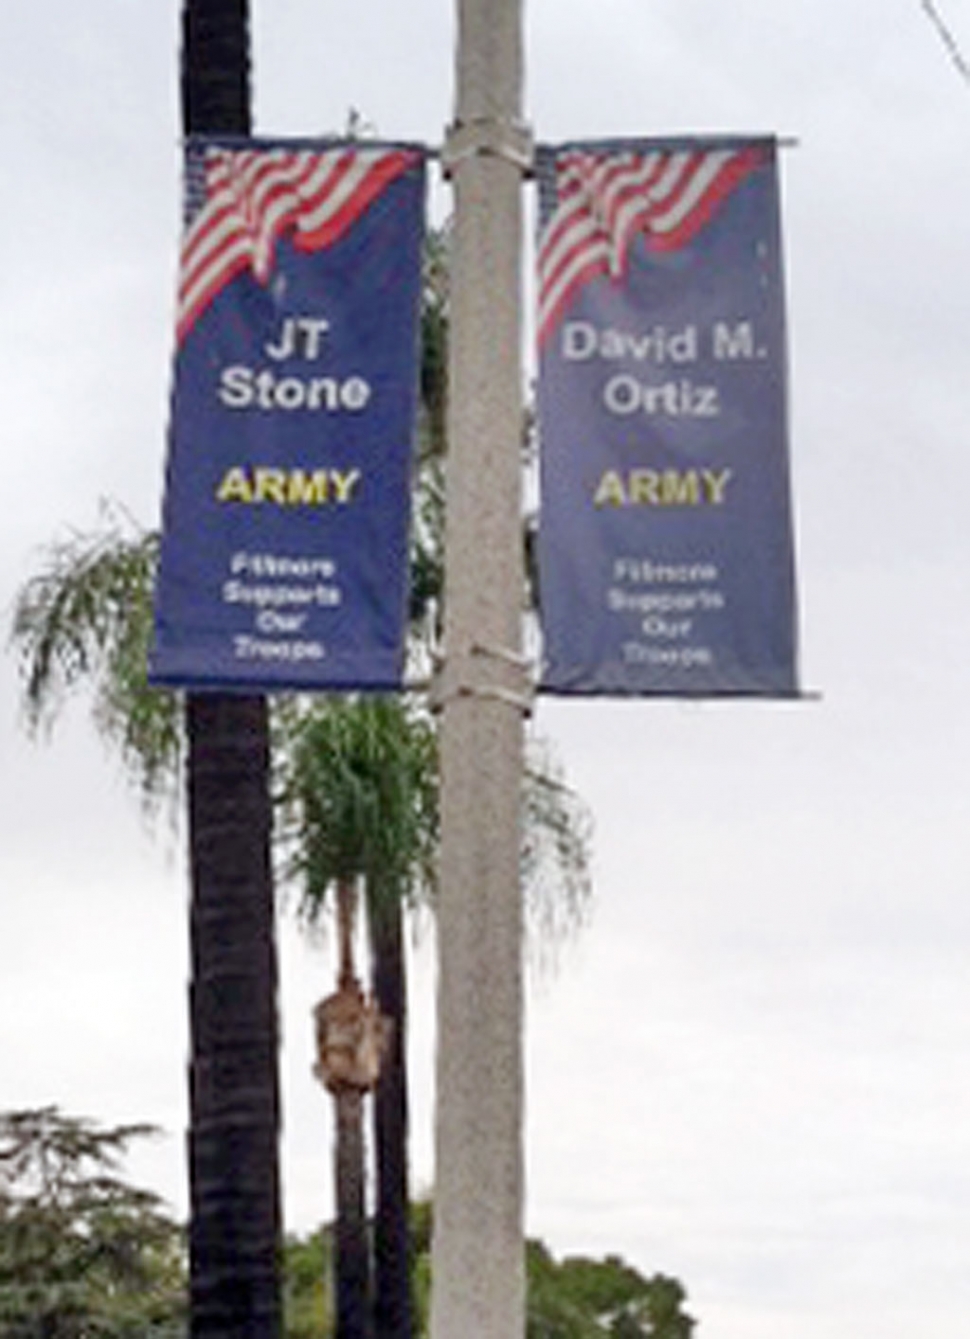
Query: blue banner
536,138,798,696
150,139,425,691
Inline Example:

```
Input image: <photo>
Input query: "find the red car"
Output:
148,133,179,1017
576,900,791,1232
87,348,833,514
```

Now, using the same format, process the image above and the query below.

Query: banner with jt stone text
150,139,425,692
536,138,798,696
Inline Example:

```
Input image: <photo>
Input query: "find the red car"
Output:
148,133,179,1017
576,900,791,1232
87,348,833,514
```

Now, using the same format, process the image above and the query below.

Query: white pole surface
430,0,529,1335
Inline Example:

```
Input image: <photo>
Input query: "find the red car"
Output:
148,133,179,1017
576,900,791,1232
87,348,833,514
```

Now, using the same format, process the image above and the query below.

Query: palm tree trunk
334,1085,371,1339
182,5,281,1336
329,876,372,1339
337,876,358,991
181,0,251,133
187,695,281,1336
369,892,412,1339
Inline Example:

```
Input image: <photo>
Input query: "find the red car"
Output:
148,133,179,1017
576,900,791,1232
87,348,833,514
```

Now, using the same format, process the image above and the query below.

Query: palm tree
311,869,379,1339
279,696,438,1339
10,3,281,1332
179,3,282,1334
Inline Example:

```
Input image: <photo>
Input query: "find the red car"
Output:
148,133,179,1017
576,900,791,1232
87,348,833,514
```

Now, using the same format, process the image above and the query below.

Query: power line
920,0,970,85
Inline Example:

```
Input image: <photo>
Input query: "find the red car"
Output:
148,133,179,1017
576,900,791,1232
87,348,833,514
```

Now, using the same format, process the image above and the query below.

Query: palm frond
276,693,591,969
275,696,439,927
522,731,595,973
9,503,181,807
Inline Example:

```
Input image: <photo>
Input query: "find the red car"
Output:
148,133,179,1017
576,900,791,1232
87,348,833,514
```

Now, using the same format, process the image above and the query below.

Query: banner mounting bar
441,117,535,176
428,643,536,716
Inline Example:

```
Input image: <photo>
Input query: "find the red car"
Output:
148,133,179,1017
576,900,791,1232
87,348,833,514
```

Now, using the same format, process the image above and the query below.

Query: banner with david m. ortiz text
536,137,798,696
150,138,425,692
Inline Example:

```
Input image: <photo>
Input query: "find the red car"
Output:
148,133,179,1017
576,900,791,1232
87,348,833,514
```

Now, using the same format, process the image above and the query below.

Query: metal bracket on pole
440,117,535,177
429,641,536,715
469,640,533,669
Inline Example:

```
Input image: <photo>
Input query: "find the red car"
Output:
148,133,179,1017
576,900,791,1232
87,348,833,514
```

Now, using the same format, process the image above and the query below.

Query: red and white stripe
177,146,417,343
537,145,762,346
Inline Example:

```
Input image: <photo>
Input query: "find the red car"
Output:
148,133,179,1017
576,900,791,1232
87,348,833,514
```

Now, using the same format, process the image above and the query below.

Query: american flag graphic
177,143,419,343
536,143,764,346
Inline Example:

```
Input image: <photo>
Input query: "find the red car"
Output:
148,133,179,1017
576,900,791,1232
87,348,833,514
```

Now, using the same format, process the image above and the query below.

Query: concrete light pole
431,0,532,1336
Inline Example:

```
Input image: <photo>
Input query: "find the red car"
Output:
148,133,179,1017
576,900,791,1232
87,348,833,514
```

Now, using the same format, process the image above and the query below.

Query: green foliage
276,695,439,922
280,1199,693,1339
0,1136,698,1339
522,734,594,969
10,503,181,808
418,225,449,465
409,225,449,647
526,1238,597,1339
282,1229,333,1339
526,1243,696,1339
406,1199,434,1336
0,1107,186,1338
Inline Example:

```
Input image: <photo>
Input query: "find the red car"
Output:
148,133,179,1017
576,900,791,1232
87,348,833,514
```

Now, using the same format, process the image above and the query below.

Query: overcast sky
5,3,970,1337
